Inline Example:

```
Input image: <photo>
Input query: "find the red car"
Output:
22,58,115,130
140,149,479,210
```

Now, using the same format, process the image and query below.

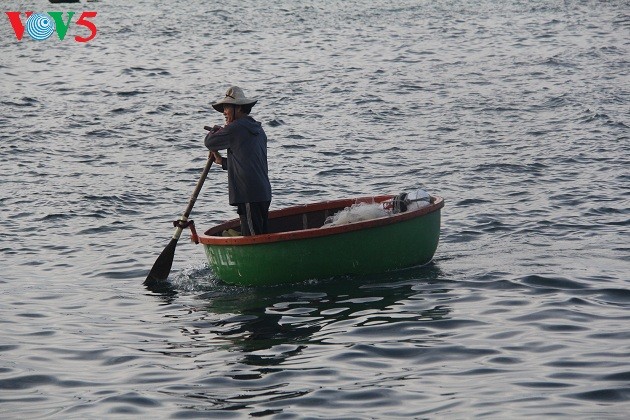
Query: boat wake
170,263,220,292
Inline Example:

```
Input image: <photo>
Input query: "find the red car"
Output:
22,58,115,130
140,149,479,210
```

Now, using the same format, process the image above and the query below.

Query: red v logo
5,11,34,41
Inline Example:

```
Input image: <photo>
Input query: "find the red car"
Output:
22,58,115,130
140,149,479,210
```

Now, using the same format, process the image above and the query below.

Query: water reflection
152,263,456,414
182,263,452,364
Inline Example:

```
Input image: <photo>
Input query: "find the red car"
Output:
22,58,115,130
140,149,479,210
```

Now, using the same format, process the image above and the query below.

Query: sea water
0,0,628,418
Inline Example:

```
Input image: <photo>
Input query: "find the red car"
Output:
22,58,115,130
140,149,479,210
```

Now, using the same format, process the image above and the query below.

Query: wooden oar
144,155,214,288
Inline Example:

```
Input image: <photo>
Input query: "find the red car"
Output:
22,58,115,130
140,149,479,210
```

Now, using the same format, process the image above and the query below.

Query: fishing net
323,189,432,227
323,202,389,227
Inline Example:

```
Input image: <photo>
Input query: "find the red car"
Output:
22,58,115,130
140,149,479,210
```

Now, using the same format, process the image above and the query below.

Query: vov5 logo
5,11,97,42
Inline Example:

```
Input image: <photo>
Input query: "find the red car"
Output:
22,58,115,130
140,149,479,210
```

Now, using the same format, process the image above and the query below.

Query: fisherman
205,86,272,236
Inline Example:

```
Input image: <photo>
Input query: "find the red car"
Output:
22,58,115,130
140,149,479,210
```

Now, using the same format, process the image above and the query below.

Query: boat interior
207,202,354,237
205,195,439,238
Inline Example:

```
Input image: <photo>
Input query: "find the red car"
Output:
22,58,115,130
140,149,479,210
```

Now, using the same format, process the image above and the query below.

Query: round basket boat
196,195,444,286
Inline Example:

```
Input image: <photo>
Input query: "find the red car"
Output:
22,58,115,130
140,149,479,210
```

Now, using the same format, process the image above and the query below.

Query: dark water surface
1,0,629,418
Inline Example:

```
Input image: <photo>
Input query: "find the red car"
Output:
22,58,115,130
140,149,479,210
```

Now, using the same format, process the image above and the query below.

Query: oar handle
171,156,214,240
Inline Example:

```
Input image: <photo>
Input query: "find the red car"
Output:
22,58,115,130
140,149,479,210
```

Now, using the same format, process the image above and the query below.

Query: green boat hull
198,195,443,286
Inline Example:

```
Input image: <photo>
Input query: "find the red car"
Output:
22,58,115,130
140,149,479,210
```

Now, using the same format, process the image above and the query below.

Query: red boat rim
196,195,444,246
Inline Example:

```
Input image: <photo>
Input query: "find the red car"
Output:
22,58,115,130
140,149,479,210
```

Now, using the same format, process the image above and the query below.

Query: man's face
223,105,235,124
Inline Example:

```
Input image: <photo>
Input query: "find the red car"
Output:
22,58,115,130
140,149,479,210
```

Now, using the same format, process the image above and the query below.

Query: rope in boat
173,219,199,244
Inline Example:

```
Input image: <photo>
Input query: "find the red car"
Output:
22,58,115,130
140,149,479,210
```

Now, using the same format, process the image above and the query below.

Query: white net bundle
323,202,389,227
322,189,432,228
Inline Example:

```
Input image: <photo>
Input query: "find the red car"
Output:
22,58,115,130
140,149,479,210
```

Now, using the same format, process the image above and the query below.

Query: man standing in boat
205,86,272,236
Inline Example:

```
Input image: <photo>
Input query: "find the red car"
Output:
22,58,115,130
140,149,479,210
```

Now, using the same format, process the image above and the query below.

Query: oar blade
144,238,178,287
144,155,213,289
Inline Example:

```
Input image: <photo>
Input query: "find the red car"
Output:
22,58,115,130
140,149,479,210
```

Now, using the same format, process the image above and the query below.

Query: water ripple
1,0,628,418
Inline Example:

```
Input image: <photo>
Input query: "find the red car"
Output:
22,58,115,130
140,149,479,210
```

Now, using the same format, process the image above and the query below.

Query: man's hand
209,151,223,165
205,125,222,133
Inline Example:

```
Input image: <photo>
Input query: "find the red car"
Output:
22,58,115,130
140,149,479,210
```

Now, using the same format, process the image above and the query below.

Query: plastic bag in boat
391,188,431,214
